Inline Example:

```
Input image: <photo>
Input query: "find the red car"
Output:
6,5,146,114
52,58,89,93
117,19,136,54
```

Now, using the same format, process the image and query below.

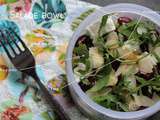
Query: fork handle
31,73,71,120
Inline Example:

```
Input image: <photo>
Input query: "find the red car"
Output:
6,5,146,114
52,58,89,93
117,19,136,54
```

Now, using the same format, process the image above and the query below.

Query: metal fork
0,29,70,120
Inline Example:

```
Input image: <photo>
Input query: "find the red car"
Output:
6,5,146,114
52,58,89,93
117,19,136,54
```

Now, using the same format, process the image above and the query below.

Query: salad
72,14,160,112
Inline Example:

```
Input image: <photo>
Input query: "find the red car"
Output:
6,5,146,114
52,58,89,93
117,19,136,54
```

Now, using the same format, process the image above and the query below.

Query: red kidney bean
76,35,88,45
75,35,93,48
118,17,132,24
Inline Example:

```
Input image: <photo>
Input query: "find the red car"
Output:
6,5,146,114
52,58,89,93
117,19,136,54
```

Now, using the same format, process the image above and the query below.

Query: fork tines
0,29,26,58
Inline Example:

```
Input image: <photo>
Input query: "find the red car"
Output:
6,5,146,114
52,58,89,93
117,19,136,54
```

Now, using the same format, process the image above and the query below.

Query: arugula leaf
88,74,110,92
118,33,125,46
135,76,147,84
118,21,137,36
142,21,156,31
74,44,89,59
139,33,153,45
96,94,129,112
98,15,108,37
88,88,111,101
93,93,119,106
117,102,129,112
153,86,160,91
78,59,91,75
94,36,106,53
99,54,111,71
135,75,160,93
118,25,131,37
81,78,90,85
153,52,160,62
73,44,90,70
88,68,112,92
94,15,109,52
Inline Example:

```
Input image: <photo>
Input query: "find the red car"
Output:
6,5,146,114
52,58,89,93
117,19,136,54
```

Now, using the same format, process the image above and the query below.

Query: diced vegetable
117,44,140,61
87,15,116,40
138,52,158,74
108,49,119,58
152,93,160,102
74,63,86,76
74,74,81,83
89,47,104,68
107,70,118,86
124,75,137,89
128,94,155,111
105,31,119,49
115,64,139,76
128,100,140,111
87,20,102,40
105,16,116,33
137,26,147,35
153,46,160,62
133,95,155,107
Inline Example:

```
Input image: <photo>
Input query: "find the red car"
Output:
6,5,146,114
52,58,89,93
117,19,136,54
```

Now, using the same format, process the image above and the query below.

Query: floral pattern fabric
0,0,98,120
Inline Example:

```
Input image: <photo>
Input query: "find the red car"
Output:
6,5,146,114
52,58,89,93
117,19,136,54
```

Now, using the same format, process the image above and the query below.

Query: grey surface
82,0,160,11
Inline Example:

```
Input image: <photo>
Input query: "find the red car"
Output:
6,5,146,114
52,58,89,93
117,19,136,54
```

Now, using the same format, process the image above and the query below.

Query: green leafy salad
72,14,160,112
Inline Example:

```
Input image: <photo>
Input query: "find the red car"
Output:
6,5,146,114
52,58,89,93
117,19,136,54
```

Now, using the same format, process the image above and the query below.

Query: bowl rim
66,3,160,120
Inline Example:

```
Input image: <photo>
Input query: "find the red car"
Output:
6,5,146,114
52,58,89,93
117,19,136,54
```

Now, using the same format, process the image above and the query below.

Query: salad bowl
66,3,160,120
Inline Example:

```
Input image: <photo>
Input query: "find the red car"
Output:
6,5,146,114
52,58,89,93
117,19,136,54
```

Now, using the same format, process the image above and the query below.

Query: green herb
135,75,160,93
74,44,89,59
142,21,156,30
97,94,129,112
88,88,112,101
78,59,91,75
118,103,129,112
88,74,110,92
153,52,160,62
153,86,160,91
81,78,90,85
98,15,108,37
118,33,125,46
94,36,106,53
118,20,138,37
